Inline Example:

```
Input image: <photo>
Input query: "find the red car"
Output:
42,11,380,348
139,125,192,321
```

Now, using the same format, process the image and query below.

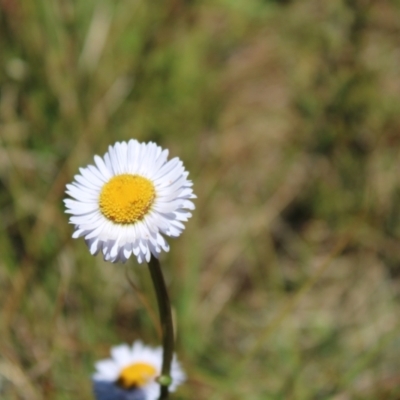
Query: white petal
93,360,119,381
111,344,133,367
94,155,112,180
79,166,104,187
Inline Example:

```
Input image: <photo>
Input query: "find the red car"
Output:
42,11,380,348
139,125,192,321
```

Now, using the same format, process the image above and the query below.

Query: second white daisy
92,341,186,400
64,140,195,263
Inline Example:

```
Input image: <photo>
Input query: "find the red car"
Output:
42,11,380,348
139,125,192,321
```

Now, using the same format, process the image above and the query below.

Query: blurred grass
1,0,400,399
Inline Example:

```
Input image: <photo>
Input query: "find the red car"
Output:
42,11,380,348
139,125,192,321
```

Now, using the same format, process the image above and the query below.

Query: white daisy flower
64,140,195,263
92,341,186,400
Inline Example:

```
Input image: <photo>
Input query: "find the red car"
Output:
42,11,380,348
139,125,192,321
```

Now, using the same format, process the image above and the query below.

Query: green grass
1,0,400,399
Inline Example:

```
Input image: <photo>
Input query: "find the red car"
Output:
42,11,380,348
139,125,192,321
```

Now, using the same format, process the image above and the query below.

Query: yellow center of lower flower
99,174,156,224
118,362,157,388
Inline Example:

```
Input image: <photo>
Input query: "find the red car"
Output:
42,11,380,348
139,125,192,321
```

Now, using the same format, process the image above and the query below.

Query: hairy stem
147,255,174,400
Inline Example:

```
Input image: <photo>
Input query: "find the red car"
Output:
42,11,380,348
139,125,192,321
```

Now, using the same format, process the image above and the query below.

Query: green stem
148,255,174,400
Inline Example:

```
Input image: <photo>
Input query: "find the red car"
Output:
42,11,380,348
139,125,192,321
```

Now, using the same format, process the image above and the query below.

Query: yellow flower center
99,174,156,224
118,362,157,388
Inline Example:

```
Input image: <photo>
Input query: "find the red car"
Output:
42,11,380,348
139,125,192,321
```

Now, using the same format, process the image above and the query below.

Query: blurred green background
2,0,400,399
